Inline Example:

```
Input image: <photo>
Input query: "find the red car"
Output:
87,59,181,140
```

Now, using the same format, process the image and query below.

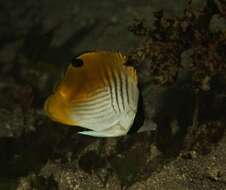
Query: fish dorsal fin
76,51,127,67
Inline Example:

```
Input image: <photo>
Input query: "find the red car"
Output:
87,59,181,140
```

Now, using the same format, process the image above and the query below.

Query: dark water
1,0,226,189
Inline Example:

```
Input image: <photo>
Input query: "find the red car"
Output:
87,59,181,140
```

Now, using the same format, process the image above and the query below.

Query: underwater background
1,0,226,189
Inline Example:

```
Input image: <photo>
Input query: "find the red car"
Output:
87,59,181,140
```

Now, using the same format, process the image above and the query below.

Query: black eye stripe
72,58,84,67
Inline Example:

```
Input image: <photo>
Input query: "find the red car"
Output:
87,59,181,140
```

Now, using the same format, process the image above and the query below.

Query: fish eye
71,58,84,67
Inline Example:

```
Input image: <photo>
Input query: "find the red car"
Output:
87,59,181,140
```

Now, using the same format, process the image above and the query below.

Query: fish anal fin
78,124,128,137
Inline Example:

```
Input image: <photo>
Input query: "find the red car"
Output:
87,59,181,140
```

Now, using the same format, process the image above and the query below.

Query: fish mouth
44,93,76,126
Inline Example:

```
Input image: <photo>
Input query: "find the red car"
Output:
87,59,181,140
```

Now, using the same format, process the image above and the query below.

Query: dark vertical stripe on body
125,73,130,106
111,66,121,112
121,69,129,109
118,70,125,111
128,76,133,106
127,91,144,134
104,64,117,112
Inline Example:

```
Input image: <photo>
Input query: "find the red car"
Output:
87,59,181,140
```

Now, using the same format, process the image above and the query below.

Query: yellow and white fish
44,51,142,137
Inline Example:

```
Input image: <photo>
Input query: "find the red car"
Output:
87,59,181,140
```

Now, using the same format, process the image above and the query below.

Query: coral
128,1,226,90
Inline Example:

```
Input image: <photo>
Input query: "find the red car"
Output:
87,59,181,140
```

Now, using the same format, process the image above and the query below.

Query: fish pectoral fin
78,124,128,137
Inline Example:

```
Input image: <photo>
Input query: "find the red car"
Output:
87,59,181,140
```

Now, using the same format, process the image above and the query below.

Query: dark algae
1,0,226,189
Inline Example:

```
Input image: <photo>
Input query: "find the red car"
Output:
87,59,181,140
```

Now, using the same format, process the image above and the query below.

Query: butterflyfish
44,51,144,137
